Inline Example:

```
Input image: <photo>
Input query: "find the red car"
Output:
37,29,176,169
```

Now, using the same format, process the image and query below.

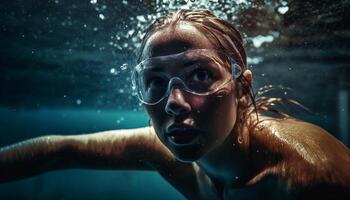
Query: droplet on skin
237,136,243,144
45,136,51,144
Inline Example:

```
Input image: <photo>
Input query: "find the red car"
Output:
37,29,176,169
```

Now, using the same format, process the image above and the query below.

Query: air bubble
99,14,105,20
118,89,125,93
120,63,128,70
277,6,289,14
136,15,146,22
110,68,116,74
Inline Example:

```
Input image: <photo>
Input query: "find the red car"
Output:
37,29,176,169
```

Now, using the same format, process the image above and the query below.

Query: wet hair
137,9,247,68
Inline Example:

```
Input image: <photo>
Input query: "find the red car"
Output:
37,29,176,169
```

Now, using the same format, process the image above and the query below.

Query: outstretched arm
0,127,203,199
0,127,156,182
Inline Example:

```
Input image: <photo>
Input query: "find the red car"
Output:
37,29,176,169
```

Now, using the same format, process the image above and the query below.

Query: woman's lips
165,125,204,145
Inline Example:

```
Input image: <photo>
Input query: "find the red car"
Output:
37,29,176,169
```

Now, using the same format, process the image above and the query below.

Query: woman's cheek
188,95,207,108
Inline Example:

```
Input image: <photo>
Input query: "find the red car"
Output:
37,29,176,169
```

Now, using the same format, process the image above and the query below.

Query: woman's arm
0,127,161,182
0,127,203,199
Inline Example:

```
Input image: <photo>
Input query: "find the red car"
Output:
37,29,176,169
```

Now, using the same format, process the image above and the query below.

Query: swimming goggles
132,49,242,105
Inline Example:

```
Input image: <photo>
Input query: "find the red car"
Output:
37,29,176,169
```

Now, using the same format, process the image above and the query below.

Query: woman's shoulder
249,115,350,194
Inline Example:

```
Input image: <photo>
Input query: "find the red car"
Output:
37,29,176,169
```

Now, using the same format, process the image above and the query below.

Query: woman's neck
195,115,253,185
195,113,278,187
195,137,250,185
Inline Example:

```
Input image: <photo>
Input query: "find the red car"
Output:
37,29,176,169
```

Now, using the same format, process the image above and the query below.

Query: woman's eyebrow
145,55,214,72
183,60,198,67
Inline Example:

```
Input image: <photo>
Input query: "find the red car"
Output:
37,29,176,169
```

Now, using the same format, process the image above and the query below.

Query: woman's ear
237,69,253,97
237,69,253,108
243,69,252,86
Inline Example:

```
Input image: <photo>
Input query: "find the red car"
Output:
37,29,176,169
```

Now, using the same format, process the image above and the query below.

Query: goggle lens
132,49,242,105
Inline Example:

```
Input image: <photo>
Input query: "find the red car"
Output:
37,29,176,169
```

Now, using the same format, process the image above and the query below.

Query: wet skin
140,22,350,198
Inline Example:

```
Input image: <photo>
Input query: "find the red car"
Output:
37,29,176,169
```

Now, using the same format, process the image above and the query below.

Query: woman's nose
165,87,191,116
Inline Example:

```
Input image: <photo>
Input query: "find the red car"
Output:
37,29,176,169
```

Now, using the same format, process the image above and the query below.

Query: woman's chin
174,154,201,163
168,143,207,163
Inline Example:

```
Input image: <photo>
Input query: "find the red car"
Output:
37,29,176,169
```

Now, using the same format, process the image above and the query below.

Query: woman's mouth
165,125,204,145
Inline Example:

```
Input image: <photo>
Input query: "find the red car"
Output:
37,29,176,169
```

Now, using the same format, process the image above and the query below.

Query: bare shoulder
250,116,350,191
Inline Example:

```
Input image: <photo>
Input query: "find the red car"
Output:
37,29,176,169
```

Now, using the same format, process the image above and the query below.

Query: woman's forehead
141,23,216,60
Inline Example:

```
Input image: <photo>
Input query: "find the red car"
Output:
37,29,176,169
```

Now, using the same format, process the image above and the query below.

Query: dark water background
0,0,349,199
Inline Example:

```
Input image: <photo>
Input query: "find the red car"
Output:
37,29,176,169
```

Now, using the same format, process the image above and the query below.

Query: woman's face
140,22,239,162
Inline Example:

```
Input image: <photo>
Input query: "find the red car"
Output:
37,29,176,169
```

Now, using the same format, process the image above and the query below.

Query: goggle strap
232,63,242,79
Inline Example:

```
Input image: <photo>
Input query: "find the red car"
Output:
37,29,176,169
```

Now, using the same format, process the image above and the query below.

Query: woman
1,9,350,200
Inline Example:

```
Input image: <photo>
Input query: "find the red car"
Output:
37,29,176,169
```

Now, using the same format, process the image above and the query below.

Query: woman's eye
192,69,212,82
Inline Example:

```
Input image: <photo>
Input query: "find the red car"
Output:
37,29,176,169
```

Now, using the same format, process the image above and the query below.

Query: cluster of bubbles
112,0,288,65
110,64,128,76
51,0,289,63
126,0,253,50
